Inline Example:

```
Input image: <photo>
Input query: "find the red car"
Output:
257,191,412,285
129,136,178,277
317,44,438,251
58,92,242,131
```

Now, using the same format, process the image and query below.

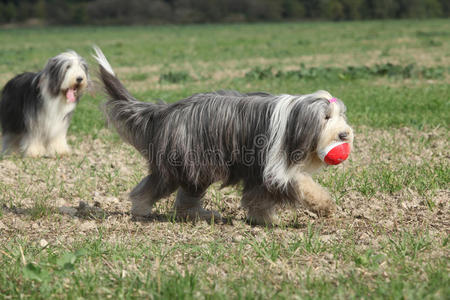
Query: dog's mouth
63,84,81,103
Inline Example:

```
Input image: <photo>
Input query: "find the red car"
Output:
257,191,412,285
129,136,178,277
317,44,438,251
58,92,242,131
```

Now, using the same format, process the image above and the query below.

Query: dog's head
284,90,353,166
42,51,88,103
315,92,354,155
264,90,353,189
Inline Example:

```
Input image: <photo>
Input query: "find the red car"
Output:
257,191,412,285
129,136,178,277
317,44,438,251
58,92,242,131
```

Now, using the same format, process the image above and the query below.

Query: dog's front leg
47,134,71,156
21,134,47,157
296,173,335,217
241,186,278,226
174,187,222,223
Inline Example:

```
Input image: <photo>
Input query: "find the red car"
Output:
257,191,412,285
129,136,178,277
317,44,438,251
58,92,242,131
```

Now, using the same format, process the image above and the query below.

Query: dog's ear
284,98,328,165
44,57,65,96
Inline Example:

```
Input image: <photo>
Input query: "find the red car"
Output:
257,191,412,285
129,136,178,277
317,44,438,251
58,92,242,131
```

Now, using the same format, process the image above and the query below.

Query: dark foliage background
0,0,448,25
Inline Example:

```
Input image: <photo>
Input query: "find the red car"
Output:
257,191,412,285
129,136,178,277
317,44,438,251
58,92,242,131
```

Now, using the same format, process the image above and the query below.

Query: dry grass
1,127,447,230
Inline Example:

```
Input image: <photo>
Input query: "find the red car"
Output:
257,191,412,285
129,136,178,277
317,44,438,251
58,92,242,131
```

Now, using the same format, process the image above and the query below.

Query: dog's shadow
3,202,310,229
2,202,125,221
131,211,236,226
57,201,238,225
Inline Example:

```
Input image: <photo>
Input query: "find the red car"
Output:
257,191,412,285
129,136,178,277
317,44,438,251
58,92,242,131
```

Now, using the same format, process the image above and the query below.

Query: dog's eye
325,114,331,120
66,65,71,70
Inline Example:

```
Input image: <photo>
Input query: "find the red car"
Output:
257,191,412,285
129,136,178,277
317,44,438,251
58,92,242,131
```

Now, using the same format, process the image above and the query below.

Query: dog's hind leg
130,173,178,217
241,186,278,226
174,185,222,223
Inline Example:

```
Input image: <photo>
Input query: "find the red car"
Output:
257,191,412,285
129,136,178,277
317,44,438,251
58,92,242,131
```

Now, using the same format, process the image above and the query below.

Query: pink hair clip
329,97,337,103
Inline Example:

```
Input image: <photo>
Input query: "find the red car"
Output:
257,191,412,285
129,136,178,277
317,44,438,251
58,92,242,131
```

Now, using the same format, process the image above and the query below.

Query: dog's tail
93,46,165,153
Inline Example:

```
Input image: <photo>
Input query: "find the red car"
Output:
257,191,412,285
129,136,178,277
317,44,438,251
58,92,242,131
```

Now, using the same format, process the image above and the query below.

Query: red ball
318,142,351,165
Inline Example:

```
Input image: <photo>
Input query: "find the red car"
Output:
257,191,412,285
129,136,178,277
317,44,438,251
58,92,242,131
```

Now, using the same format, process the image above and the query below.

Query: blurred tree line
0,0,448,25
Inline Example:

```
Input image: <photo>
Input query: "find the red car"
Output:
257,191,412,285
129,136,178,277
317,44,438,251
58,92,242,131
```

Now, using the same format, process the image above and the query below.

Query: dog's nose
76,77,83,83
339,132,349,141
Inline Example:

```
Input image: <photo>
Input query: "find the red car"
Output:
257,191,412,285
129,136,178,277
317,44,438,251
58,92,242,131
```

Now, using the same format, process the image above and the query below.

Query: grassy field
0,20,449,299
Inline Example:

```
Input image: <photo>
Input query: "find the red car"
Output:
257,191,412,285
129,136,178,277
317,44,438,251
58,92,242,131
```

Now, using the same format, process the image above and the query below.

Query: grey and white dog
0,51,88,156
93,47,353,225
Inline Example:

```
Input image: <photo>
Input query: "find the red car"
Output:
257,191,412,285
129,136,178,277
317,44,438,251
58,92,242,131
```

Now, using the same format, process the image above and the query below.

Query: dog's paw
175,207,223,224
24,143,47,157
242,202,277,226
308,195,336,217
246,214,277,227
131,203,153,218
47,140,71,156
54,147,71,156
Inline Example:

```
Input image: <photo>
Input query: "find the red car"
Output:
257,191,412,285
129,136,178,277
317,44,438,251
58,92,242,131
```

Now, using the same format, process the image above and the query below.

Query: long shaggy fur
93,46,354,224
0,51,88,156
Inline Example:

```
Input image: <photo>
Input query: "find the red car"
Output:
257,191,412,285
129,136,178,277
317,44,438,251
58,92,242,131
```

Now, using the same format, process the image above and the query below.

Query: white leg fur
296,173,335,216
21,135,47,157
47,134,71,156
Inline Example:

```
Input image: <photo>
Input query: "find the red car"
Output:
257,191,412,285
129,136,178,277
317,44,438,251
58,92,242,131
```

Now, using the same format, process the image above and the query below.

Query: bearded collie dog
93,47,353,225
0,51,88,157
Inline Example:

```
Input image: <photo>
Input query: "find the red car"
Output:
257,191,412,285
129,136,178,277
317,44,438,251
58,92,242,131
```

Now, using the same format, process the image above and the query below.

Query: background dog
94,47,353,225
0,51,88,157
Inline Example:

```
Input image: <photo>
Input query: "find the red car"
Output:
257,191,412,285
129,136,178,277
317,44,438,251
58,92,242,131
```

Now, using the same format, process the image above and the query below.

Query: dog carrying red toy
318,141,351,165
93,46,354,224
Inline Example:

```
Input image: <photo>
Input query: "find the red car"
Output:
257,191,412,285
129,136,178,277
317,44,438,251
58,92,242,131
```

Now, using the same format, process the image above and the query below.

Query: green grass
0,20,448,71
0,19,449,299
159,71,192,83
1,229,447,299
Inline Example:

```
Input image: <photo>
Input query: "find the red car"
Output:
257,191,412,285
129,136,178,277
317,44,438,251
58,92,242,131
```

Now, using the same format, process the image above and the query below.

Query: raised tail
92,46,165,153
92,45,136,103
